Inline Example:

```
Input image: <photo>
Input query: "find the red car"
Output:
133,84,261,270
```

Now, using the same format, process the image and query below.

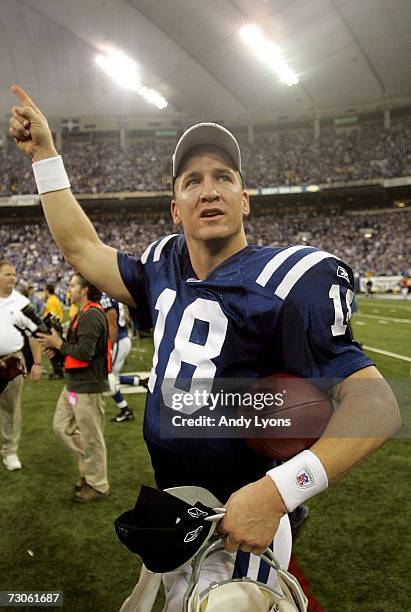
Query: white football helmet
184,538,308,612
118,485,307,612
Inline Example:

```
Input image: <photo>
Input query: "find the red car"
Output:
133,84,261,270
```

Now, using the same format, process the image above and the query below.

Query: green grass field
0,298,409,612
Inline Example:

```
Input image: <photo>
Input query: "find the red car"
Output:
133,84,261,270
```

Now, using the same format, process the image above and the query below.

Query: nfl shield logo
296,467,315,488
297,472,309,486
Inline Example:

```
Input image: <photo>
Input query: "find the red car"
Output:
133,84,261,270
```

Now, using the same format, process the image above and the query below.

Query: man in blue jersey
9,85,400,607
101,294,149,422
101,294,135,422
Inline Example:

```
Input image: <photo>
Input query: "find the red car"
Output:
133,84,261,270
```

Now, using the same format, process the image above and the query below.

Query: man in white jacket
0,260,42,470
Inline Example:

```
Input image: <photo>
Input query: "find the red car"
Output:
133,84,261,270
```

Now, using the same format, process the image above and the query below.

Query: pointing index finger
10,84,36,108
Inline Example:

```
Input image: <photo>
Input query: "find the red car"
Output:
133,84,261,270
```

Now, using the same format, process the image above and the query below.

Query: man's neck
186,232,247,280
77,298,90,310
0,288,13,299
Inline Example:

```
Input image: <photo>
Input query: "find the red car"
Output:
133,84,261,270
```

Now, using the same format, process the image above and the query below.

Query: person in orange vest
36,272,111,502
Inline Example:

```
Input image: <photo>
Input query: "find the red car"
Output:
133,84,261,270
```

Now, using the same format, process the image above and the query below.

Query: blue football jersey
100,293,128,341
117,235,372,485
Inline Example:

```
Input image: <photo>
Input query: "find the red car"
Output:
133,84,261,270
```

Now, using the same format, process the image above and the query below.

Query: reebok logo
184,526,204,543
188,507,208,519
337,266,349,282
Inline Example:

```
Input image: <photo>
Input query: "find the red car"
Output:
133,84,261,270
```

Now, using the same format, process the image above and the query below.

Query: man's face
68,275,85,306
171,146,250,244
0,265,17,296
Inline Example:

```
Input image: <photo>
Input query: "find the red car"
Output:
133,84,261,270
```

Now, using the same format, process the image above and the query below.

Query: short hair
0,260,14,272
73,273,102,303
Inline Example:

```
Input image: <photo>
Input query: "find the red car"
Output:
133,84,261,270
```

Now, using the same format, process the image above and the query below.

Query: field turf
0,298,409,611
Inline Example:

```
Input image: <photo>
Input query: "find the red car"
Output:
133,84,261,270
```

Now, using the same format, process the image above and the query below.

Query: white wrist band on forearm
32,155,70,195
267,450,328,512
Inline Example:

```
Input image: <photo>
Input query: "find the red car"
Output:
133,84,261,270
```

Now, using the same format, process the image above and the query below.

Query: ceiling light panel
240,24,299,86
95,48,168,109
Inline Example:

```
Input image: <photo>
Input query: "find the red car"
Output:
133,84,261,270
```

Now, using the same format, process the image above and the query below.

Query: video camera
14,304,64,339
14,304,65,370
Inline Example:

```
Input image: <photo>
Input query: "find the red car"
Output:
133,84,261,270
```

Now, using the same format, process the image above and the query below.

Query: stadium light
95,49,168,109
240,24,299,86
137,85,168,110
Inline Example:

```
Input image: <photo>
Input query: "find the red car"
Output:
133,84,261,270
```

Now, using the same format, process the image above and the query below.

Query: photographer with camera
0,260,42,471
35,272,111,502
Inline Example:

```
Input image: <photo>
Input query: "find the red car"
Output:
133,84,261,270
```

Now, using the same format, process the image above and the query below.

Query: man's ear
242,190,250,218
171,199,181,225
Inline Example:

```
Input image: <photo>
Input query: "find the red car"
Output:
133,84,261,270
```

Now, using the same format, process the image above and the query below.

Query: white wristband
32,155,70,195
267,450,328,512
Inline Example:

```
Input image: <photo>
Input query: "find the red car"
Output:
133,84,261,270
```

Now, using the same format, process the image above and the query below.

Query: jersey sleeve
274,255,373,382
100,294,115,311
117,250,152,329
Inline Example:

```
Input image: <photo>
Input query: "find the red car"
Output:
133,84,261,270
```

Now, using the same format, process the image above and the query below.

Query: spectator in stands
1,113,411,195
2,206,409,286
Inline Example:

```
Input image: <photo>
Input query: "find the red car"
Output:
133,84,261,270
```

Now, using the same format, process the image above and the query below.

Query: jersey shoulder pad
140,234,180,265
248,245,352,300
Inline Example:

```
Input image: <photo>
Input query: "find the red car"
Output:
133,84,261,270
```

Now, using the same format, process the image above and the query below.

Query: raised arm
9,84,135,307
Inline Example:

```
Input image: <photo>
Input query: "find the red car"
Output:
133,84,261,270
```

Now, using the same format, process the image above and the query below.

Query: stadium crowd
1,210,409,295
1,114,410,195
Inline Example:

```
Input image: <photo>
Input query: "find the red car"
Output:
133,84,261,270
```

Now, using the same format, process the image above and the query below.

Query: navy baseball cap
114,485,222,573
172,123,242,180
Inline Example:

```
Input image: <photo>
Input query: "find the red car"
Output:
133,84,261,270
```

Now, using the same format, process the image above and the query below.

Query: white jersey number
149,289,228,413
329,284,354,336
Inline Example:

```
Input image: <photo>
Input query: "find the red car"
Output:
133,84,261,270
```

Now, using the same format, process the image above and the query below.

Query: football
245,373,334,461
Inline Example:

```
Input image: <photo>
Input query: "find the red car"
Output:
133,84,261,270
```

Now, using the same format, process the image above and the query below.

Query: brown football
245,373,334,461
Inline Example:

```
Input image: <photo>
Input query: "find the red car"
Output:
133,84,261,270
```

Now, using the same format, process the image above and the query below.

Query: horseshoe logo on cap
184,525,204,543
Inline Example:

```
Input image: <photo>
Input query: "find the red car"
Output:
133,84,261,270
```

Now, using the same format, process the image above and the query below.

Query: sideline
363,345,411,363
356,313,410,323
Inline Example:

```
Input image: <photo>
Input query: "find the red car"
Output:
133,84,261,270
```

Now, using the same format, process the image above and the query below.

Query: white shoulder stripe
140,240,158,264
153,234,179,262
275,251,335,300
140,234,179,264
256,245,308,287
